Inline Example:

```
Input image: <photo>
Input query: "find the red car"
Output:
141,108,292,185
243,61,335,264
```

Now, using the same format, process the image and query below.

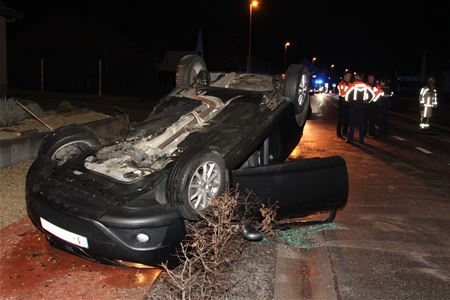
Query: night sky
4,0,450,77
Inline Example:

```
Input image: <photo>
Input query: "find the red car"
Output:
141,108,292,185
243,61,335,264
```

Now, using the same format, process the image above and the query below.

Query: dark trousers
376,104,389,138
336,97,349,137
347,102,368,143
367,102,377,136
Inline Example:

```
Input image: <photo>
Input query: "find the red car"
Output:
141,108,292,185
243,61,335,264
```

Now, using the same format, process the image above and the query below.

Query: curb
273,239,340,300
273,243,304,299
0,114,129,169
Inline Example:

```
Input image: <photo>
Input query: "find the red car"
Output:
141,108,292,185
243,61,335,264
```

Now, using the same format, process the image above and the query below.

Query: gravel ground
147,240,277,300
0,160,32,229
0,110,107,140
225,240,276,299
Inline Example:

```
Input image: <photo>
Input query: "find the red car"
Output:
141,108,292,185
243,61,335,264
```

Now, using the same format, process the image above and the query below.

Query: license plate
40,217,89,249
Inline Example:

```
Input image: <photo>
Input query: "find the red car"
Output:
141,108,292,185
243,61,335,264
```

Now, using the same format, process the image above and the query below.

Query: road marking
415,147,433,155
392,135,406,141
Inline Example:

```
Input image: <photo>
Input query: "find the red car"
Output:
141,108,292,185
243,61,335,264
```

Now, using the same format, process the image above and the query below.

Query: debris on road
278,223,347,249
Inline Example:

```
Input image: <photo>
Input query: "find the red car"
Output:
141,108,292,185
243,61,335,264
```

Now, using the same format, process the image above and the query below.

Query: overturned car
26,55,348,266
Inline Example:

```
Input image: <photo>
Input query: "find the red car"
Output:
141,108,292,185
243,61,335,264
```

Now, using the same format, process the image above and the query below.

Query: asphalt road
292,94,450,300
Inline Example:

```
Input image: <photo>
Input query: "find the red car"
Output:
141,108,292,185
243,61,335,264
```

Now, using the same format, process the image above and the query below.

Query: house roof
0,2,23,19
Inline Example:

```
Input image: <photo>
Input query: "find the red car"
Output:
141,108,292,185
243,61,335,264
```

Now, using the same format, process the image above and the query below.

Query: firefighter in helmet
366,74,380,137
345,72,377,144
336,71,352,138
419,77,438,129
376,78,392,139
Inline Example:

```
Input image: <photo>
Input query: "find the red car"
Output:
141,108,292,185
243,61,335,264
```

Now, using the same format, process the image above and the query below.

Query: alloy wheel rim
297,74,308,107
187,161,221,210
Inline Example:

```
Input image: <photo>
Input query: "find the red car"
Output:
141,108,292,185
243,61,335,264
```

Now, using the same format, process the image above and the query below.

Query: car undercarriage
25,55,348,266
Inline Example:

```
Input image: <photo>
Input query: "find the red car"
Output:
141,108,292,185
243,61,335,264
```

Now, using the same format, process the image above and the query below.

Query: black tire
39,124,100,165
283,64,311,127
294,95,311,128
175,55,207,88
166,149,229,220
26,156,53,194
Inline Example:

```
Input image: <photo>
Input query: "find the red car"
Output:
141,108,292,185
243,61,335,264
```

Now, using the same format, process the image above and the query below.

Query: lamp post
284,41,290,71
330,63,335,78
247,0,258,73
329,64,335,90
312,57,317,64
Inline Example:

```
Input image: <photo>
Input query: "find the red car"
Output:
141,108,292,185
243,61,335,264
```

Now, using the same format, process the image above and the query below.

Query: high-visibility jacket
419,87,438,118
420,87,438,106
337,80,351,97
344,81,375,102
372,84,385,102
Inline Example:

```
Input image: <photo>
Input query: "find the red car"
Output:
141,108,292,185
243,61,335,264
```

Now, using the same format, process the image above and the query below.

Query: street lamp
284,41,290,71
329,64,335,83
312,57,317,64
247,0,259,73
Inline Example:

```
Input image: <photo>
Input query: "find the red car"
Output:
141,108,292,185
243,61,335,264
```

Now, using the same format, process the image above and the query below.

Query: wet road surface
289,94,450,299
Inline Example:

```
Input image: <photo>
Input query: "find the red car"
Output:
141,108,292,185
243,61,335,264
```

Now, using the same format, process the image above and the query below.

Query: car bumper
27,193,186,266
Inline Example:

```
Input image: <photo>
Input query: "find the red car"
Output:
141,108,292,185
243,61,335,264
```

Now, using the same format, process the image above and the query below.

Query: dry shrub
149,190,278,300
0,98,44,126
258,203,278,238
56,101,75,113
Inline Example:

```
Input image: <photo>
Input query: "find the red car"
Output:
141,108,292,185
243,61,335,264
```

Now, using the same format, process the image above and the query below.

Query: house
0,2,23,96
8,15,158,96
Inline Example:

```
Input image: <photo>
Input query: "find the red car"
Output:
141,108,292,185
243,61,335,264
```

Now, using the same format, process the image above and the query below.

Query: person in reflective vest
366,74,380,137
376,78,392,139
344,73,377,144
419,77,438,129
336,71,352,138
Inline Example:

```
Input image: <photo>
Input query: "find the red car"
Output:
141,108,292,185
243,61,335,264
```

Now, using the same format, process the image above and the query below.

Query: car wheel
39,124,101,166
175,55,207,89
167,149,229,220
283,64,311,127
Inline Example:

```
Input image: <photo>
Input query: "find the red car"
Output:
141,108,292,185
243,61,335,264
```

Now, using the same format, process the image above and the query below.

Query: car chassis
26,55,348,267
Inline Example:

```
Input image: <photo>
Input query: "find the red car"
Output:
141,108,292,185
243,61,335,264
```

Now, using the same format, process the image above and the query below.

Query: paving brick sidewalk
274,116,450,300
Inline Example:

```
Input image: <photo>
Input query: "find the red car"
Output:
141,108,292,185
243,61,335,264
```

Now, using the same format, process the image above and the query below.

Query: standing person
376,78,391,139
419,77,438,129
345,72,374,144
366,74,379,137
336,71,352,138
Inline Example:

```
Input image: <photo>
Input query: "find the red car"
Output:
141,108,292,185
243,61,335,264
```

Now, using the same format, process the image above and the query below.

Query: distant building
0,2,23,96
8,15,158,96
